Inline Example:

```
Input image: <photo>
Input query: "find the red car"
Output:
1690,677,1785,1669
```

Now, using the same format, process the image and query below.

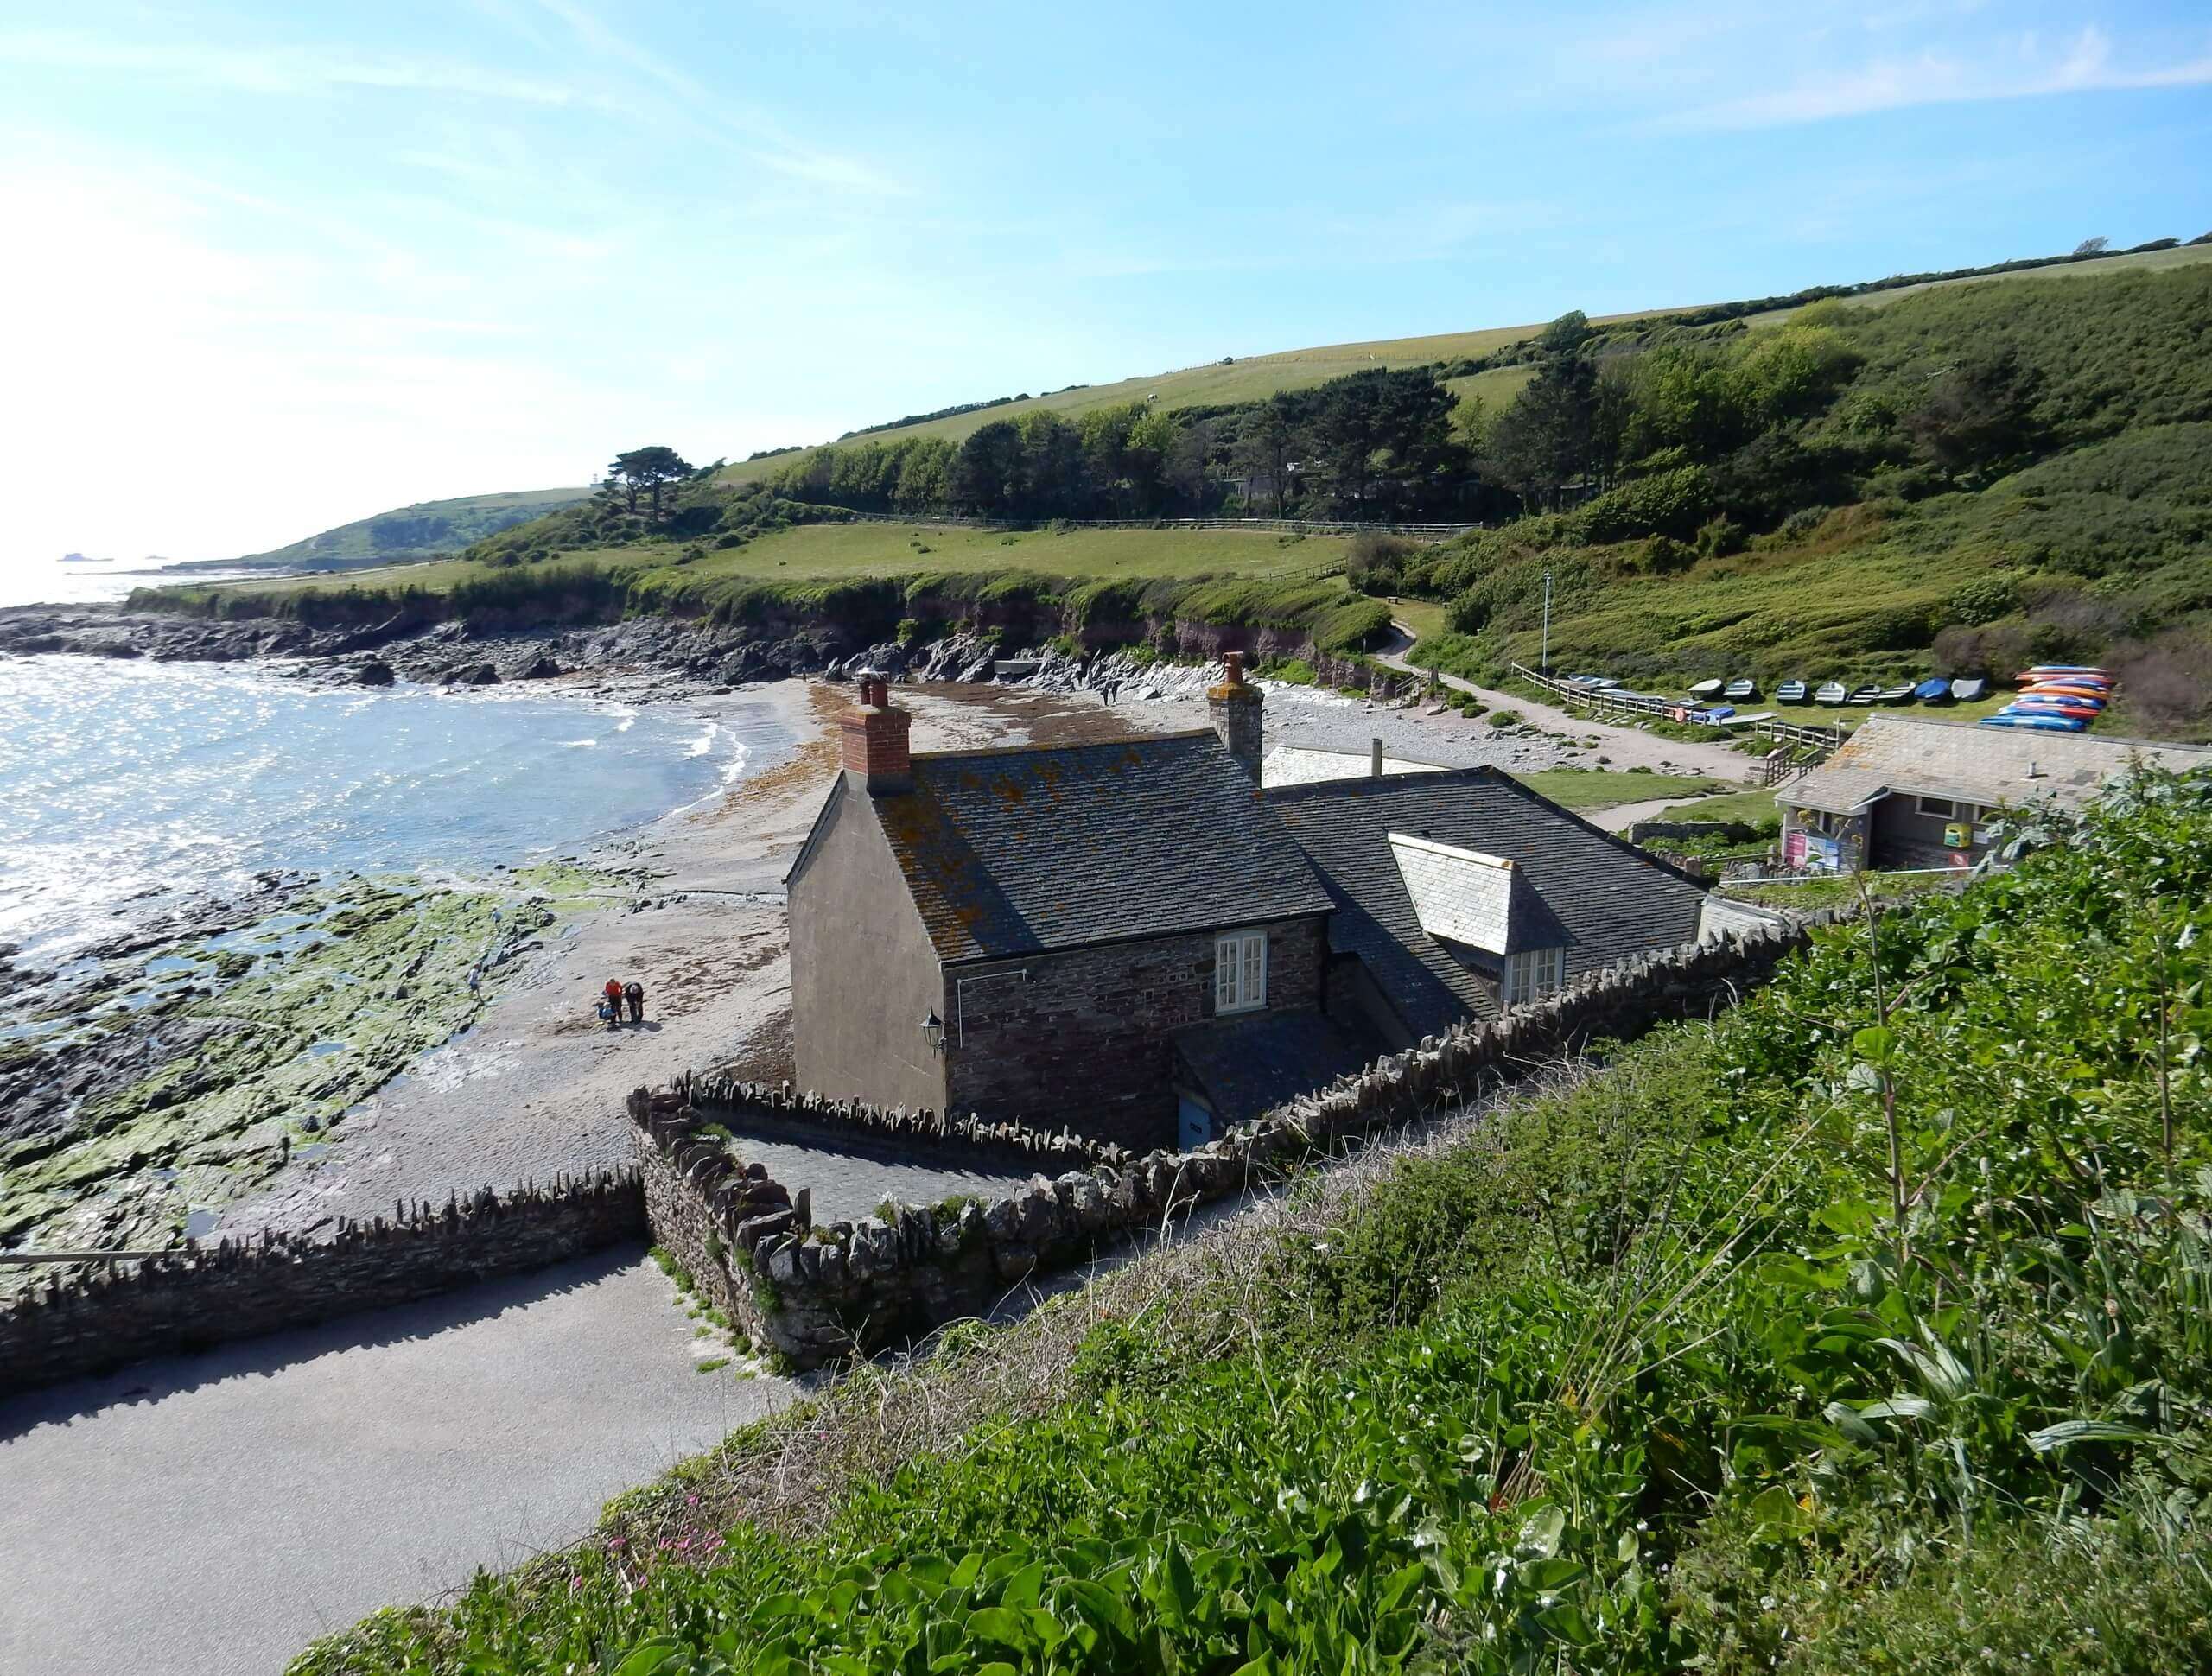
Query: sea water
0,655,789,959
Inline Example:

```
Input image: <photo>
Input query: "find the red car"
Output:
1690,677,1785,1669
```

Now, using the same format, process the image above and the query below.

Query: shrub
1946,574,2019,625
1694,514,1745,559
1643,535,1696,575
1777,505,1831,540
1346,530,1419,594
1573,464,1715,543
1932,620,2031,677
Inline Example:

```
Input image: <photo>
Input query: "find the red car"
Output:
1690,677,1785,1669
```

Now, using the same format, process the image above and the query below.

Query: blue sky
1,1,2208,569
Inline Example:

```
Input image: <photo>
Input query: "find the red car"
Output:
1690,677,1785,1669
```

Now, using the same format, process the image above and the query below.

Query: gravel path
0,1247,792,1676
1371,625,1756,780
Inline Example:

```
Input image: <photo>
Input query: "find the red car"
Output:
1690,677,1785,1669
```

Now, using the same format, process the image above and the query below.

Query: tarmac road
0,1247,791,1676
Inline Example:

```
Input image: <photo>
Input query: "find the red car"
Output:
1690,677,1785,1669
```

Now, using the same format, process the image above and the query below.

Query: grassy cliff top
188,520,1355,603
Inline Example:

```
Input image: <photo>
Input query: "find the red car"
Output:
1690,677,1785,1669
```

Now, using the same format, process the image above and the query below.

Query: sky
0,1,2208,575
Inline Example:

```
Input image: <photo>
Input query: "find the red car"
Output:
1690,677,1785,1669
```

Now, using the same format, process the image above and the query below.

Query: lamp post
1541,568,1552,676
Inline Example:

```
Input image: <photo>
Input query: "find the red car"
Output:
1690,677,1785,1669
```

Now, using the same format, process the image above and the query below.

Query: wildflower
569,1575,585,1594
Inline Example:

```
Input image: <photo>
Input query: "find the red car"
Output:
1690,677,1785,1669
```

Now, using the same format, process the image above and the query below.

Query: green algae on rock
0,877,555,1280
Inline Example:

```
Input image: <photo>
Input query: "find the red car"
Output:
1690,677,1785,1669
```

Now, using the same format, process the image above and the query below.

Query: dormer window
1385,830,1573,1012
1216,930,1268,1013
1501,946,1566,1006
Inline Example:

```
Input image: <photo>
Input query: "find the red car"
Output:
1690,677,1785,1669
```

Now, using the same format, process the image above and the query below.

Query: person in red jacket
601,977,624,1031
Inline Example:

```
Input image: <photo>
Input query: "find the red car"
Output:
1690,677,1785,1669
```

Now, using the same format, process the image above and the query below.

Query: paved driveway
0,1247,792,1676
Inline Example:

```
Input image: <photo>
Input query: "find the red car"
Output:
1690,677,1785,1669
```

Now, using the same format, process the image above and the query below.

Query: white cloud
1662,23,2212,130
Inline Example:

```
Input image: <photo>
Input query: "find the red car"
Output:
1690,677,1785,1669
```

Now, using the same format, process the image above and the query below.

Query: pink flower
569,1575,585,1593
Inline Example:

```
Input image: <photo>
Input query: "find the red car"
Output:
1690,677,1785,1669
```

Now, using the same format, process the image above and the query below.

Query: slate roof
1269,768,1708,1037
1172,1008,1371,1127
872,731,1335,963
1780,714,2212,818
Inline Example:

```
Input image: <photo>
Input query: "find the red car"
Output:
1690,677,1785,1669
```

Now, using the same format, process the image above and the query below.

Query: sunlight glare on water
0,657,786,957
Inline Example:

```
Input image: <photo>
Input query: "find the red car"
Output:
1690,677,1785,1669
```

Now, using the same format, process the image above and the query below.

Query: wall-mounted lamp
919,1009,944,1051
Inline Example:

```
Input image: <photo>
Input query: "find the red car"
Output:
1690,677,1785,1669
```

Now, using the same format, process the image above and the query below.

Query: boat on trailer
1814,681,1848,705
1777,679,1808,703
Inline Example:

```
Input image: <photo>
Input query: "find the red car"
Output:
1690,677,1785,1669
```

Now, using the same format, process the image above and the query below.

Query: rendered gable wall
789,771,952,1114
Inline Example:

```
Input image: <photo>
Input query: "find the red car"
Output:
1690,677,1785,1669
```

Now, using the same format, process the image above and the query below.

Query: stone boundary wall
676,1073,1121,1171
0,1172,645,1399
1626,817,1760,845
635,911,1859,1368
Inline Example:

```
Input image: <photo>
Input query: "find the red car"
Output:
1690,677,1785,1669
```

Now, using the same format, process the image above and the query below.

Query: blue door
1177,1095,1213,1152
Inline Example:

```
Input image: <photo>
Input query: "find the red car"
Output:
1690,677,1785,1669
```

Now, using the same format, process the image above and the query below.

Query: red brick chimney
842,674,912,793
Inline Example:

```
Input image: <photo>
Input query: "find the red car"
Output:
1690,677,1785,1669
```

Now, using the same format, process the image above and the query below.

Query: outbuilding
1776,714,2212,872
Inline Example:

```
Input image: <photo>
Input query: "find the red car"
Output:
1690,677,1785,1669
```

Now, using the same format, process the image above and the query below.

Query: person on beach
625,980,645,1025
602,977,624,1031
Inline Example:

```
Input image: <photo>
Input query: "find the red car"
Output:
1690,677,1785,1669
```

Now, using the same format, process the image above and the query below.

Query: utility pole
1541,568,1552,675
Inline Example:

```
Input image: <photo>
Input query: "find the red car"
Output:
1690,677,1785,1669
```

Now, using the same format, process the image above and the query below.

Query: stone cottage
788,657,1709,1150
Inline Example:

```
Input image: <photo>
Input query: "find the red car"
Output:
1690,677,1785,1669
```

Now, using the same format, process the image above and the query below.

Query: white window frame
1501,946,1566,1008
1916,795,1959,819
1215,930,1268,1015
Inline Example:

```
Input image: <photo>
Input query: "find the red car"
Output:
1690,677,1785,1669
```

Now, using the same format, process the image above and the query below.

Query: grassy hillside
296,768,2212,1675
215,486,593,571
1389,259,2212,737
717,243,2212,488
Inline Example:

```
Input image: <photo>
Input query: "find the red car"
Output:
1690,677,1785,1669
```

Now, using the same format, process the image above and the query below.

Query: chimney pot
1370,737,1384,778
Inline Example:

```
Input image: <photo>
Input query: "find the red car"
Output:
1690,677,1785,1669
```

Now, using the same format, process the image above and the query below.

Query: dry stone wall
637,912,1848,1368
675,1073,1119,1171
0,1172,644,1399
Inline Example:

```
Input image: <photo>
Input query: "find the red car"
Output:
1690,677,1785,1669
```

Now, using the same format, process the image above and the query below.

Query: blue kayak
1982,712,2087,733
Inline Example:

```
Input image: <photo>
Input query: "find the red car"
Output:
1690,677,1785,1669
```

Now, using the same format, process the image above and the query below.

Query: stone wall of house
638,911,1859,1369
0,1172,644,1399
944,917,1329,1153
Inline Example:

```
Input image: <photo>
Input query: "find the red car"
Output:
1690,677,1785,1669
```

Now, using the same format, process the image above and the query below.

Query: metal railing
1510,665,1847,765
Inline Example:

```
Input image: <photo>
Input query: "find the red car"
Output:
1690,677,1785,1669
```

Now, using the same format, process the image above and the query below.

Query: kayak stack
1980,666,2114,733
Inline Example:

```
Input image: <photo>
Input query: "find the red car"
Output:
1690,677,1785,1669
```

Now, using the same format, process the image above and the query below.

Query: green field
1510,767,1726,811
713,315,1668,489
201,520,1355,602
1742,240,2212,327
